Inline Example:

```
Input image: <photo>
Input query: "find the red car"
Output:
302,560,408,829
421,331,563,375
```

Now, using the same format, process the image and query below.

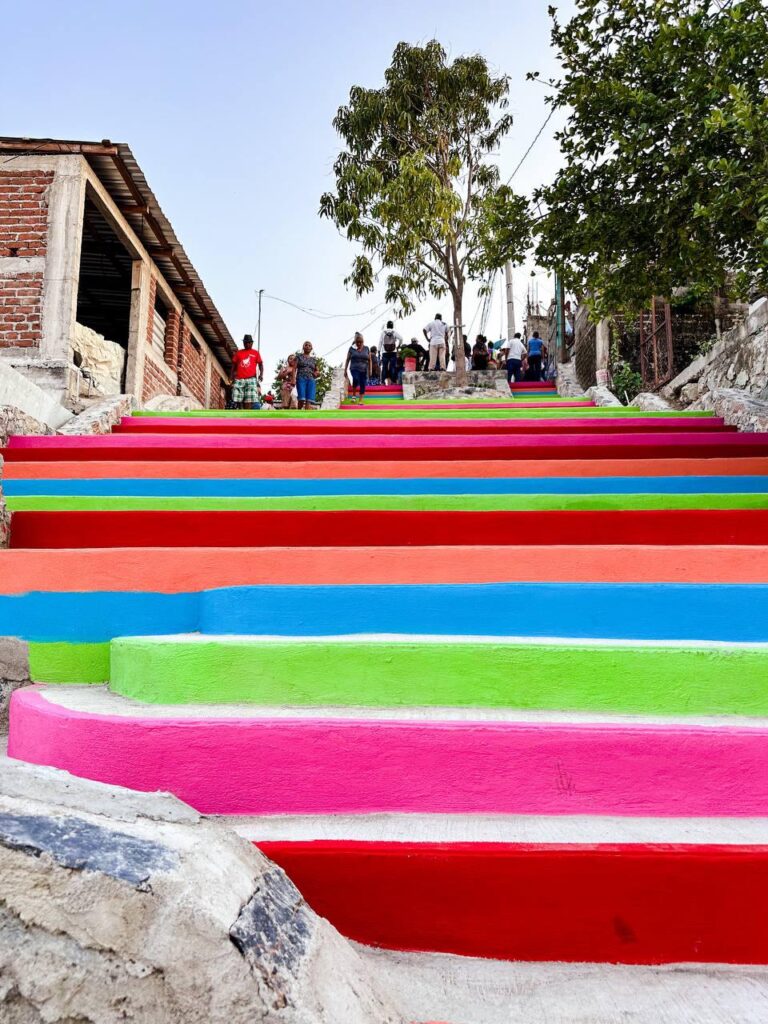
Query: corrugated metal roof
0,136,237,370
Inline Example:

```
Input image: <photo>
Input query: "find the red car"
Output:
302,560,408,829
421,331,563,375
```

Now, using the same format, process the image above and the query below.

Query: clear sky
1,0,572,381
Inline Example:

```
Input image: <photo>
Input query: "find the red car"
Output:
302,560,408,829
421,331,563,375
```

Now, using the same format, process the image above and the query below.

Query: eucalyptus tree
320,40,529,374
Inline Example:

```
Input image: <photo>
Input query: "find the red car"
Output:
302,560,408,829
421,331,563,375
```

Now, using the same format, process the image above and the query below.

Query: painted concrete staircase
3,386,768,971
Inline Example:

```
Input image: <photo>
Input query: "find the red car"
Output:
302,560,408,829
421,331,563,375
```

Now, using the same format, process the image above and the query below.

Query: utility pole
257,289,264,351
504,262,515,339
554,272,567,362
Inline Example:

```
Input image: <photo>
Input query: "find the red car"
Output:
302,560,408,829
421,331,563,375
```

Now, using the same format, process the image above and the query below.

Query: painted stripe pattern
5,380,768,964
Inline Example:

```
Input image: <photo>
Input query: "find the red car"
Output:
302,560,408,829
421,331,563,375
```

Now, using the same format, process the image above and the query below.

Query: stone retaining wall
403,370,510,400
664,298,768,406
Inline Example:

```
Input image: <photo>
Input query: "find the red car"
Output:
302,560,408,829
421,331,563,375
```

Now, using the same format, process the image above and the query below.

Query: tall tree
534,0,768,317
320,40,529,374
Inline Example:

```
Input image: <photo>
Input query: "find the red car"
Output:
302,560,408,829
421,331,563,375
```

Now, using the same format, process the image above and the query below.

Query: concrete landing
363,948,768,1024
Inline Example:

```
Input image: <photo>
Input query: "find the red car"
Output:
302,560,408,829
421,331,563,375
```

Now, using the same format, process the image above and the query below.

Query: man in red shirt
230,335,264,409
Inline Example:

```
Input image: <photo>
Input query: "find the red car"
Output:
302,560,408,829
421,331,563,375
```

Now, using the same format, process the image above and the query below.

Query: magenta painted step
10,687,768,818
114,416,732,434
6,431,768,463
6,431,765,452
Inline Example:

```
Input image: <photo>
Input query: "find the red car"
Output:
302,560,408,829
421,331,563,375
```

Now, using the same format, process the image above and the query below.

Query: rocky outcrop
585,384,622,407
690,387,768,433
0,637,29,732
0,759,403,1024
631,392,675,412
0,406,55,448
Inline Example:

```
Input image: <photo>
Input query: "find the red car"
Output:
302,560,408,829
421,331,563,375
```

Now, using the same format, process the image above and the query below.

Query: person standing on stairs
345,332,372,405
526,331,546,381
277,353,299,409
409,336,429,370
472,334,489,370
295,341,319,410
230,334,264,409
423,313,448,370
369,346,381,386
379,321,402,385
499,332,527,386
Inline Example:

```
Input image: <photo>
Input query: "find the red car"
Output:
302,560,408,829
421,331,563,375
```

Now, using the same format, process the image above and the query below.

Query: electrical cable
258,291,385,321
505,106,558,185
319,305,397,361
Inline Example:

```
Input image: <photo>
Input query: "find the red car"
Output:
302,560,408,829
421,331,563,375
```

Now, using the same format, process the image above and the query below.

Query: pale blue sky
1,0,571,378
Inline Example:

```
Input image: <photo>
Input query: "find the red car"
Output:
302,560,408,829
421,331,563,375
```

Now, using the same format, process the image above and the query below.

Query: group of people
229,334,321,410
228,316,549,411
341,317,550,402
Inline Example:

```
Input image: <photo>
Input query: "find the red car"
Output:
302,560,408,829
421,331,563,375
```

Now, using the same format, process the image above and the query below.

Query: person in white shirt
498,332,527,386
423,313,448,370
379,321,403,384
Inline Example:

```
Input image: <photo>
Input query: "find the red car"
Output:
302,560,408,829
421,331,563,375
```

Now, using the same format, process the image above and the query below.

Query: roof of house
0,136,237,370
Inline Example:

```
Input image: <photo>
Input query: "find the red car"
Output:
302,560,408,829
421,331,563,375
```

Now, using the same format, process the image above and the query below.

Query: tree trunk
453,294,467,385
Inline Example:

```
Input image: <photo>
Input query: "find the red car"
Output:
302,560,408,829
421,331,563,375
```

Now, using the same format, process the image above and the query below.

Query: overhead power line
320,306,397,361
505,106,558,185
258,291,385,321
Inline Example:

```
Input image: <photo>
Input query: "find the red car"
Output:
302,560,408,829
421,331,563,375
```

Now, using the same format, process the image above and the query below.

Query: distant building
0,137,236,409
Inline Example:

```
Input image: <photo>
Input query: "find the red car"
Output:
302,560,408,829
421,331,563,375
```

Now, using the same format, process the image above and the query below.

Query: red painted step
261,840,768,964
10,509,768,549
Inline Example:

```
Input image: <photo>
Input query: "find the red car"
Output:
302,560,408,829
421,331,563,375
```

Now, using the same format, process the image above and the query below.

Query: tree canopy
320,40,529,367
534,0,768,316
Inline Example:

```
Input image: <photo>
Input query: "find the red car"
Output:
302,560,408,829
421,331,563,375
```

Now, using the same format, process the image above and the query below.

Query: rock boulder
0,759,403,1024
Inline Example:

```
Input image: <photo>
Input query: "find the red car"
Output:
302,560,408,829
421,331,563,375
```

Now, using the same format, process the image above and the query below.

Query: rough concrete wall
0,759,403,1024
57,394,135,436
320,367,346,409
555,361,582,398
0,359,71,429
664,298,768,405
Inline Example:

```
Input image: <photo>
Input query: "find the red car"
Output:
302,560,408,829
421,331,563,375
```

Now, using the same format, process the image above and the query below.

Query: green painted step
131,407,714,420
29,641,110,684
107,635,768,717
8,493,768,512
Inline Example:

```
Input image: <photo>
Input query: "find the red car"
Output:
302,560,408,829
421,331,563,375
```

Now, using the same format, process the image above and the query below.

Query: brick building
0,137,235,408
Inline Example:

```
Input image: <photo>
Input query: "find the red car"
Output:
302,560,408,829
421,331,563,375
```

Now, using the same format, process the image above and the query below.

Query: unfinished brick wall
0,170,52,350
209,362,227,409
142,355,176,404
0,272,44,350
178,324,207,405
0,171,51,259
164,309,180,369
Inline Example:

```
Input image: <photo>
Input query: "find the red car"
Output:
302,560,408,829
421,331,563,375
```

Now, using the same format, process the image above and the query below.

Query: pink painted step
10,686,768,818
